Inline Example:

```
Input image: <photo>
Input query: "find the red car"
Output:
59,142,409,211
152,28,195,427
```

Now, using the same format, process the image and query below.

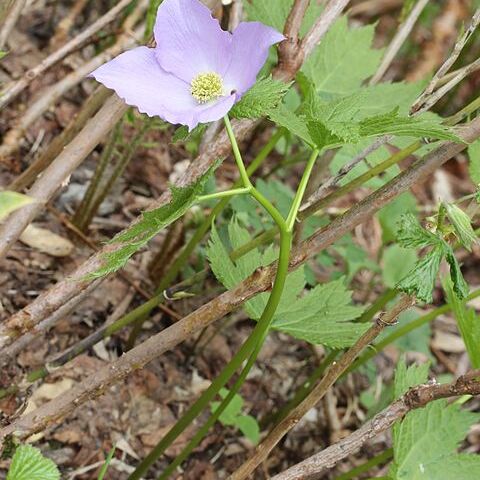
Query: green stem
286,148,319,231
223,115,252,188
131,122,318,479
197,187,251,202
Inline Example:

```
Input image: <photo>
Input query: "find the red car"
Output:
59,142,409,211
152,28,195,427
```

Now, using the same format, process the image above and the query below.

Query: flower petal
223,22,284,96
90,46,234,130
154,0,232,83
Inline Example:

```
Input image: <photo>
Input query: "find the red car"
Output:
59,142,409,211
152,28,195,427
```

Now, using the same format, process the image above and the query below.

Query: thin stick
414,56,480,114
0,0,134,109
369,0,430,85
228,296,416,480
48,0,91,49
0,22,143,161
7,86,112,192
411,8,480,113
1,119,478,443
0,95,128,261
0,0,26,50
272,370,480,480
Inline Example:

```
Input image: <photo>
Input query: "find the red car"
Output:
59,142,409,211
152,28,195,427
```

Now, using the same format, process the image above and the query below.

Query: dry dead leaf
20,224,74,257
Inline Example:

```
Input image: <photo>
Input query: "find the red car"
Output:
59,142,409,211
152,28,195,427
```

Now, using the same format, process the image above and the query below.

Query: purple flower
90,0,284,130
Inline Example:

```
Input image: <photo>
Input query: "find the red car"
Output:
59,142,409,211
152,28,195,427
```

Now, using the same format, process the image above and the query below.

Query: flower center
191,72,224,104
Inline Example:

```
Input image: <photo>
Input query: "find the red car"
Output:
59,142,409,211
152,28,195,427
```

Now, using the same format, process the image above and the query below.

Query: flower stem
197,187,251,202
286,148,319,231
223,115,252,188
157,227,292,480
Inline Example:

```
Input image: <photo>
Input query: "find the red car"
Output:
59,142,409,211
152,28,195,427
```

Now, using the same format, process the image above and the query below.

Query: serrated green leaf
302,17,383,96
268,104,314,145
0,191,35,221
382,245,418,289
444,203,478,251
391,399,480,480
396,213,440,249
444,278,480,368
206,219,366,348
91,165,216,278
359,110,462,143
394,358,429,399
7,445,60,480
468,138,480,185
271,278,368,348
397,245,443,303
230,77,291,119
244,0,322,36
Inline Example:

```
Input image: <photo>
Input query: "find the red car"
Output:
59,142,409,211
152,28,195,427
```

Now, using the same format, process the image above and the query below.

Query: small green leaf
397,245,444,303
443,243,469,299
91,165,216,278
396,213,439,249
7,445,60,480
393,358,429,399
268,104,314,145
0,50,7,60
210,388,260,444
444,278,480,368
444,203,477,251
172,123,207,144
0,191,35,221
235,415,260,445
359,109,462,143
230,77,291,119
468,139,480,185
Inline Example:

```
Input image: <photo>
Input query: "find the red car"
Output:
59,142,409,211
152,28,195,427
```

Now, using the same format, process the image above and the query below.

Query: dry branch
0,5,146,162
412,8,480,113
0,0,26,50
272,370,480,480
7,86,112,191
369,0,430,84
0,0,134,110
1,118,479,444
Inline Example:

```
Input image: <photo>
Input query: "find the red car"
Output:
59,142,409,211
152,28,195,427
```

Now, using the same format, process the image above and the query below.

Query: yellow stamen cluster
191,72,224,104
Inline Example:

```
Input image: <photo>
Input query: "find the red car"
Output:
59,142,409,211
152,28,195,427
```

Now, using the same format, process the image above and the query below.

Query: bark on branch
272,370,480,480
